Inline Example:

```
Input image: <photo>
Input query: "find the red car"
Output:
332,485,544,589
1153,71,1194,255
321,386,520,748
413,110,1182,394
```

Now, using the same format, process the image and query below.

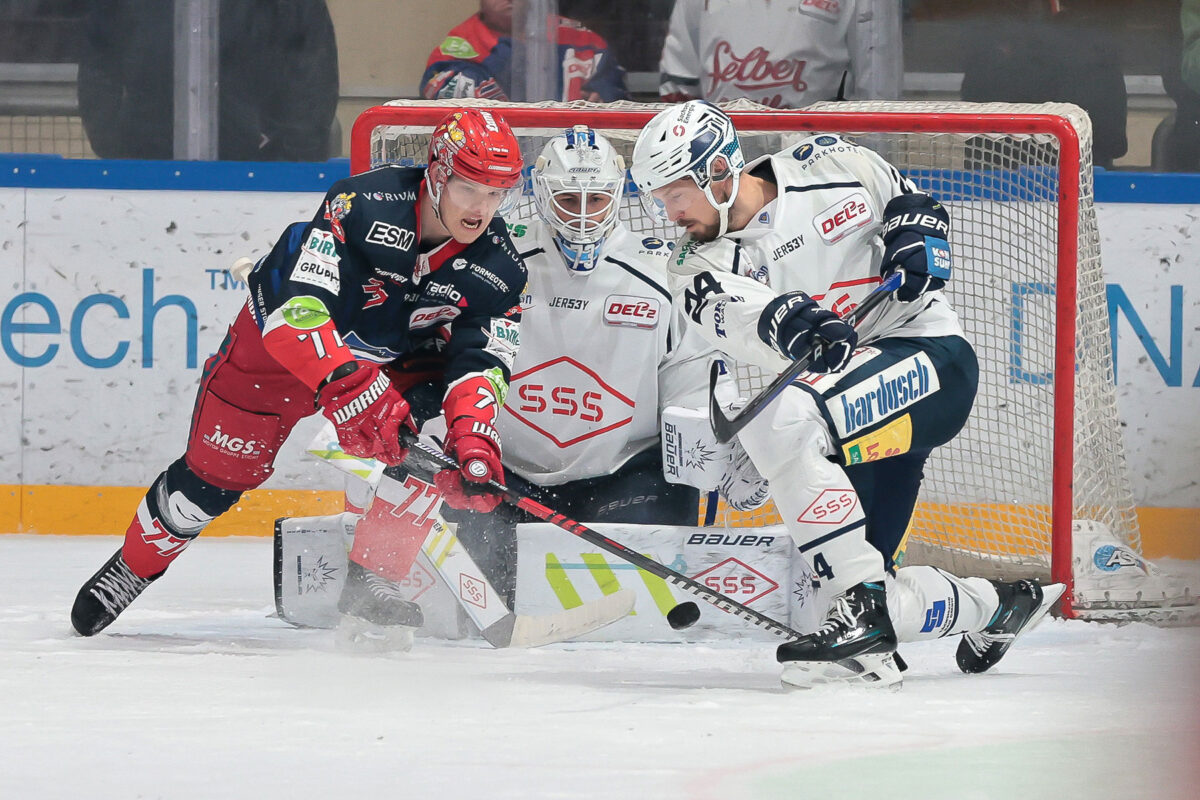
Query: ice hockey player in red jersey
70,109,528,645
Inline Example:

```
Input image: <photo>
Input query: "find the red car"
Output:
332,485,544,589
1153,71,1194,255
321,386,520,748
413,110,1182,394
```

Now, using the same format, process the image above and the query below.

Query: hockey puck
667,601,701,630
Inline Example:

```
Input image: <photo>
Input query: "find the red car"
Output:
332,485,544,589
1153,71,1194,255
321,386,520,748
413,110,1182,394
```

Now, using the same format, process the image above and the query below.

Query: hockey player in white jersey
444,125,711,605
631,101,1063,689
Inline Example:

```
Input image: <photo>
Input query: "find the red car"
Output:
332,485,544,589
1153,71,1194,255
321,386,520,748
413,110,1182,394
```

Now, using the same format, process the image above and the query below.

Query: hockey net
351,98,1195,622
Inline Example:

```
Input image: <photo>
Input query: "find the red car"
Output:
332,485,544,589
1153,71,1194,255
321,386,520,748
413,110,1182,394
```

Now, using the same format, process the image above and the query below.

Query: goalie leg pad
273,513,355,628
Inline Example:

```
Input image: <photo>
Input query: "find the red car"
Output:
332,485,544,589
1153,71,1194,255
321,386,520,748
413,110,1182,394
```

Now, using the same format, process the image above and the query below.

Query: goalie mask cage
350,98,1159,622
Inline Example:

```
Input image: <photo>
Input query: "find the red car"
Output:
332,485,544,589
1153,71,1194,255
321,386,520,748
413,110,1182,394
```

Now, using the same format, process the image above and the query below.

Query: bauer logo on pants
830,352,940,438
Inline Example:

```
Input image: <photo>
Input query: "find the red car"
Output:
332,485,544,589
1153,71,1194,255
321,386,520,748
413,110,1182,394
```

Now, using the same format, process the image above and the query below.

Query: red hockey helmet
426,108,524,214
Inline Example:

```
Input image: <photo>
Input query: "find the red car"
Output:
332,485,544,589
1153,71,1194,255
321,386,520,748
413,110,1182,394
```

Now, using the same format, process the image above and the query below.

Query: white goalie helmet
631,100,745,237
532,125,626,273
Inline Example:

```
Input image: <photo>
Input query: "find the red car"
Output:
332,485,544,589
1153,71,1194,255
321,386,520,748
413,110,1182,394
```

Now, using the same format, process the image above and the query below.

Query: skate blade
1019,583,1066,638
335,614,416,654
781,652,903,691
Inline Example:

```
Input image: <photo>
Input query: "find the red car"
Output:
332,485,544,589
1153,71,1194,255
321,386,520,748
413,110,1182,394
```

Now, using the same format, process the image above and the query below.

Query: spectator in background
420,0,628,102
1161,0,1200,171
960,0,1127,169
1184,0,1200,92
657,0,902,109
77,0,338,161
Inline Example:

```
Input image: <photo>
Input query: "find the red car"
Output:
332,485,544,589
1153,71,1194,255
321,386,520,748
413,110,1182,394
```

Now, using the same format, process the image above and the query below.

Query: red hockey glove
433,375,505,512
316,362,416,466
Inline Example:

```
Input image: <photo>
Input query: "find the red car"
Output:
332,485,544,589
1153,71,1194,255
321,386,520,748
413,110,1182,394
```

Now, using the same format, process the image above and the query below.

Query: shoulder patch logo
439,36,478,60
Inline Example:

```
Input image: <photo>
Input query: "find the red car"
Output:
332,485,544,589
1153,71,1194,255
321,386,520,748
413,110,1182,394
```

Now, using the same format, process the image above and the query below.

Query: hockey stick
304,431,634,647
402,437,807,641
708,271,902,444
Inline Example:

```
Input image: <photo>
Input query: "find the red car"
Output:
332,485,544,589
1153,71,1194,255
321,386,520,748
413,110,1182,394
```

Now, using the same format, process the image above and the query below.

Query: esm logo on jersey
814,192,874,244
603,295,659,328
365,221,415,251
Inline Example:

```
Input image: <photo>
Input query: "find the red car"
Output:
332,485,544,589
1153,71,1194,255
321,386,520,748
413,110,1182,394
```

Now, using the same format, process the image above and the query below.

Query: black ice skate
70,548,163,636
776,581,901,689
336,560,424,652
957,579,1065,674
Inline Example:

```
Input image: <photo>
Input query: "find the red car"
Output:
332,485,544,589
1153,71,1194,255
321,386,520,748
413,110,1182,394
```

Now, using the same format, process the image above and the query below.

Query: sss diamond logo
507,356,634,447
692,558,778,606
460,574,488,609
798,489,858,525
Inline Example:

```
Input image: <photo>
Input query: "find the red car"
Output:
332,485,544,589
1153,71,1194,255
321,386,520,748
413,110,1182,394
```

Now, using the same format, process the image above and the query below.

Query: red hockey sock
121,496,197,578
349,473,442,582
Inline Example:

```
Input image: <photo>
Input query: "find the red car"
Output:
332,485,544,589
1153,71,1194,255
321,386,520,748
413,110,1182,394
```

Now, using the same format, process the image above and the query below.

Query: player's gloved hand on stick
758,291,857,373
316,361,416,466
879,193,953,302
434,375,506,512
435,420,505,512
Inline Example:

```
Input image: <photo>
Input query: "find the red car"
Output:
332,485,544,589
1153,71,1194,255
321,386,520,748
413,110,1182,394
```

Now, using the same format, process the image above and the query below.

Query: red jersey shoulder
427,14,497,67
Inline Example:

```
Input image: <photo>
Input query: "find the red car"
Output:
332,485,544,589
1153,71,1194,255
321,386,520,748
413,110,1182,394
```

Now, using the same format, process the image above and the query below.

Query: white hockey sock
887,566,1000,642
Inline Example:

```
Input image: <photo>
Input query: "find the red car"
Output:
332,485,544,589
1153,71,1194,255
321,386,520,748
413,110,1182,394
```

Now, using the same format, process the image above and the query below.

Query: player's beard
682,218,720,243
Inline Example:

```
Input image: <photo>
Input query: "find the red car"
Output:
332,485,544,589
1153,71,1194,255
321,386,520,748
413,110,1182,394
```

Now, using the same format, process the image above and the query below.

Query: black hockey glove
879,193,953,302
758,291,857,373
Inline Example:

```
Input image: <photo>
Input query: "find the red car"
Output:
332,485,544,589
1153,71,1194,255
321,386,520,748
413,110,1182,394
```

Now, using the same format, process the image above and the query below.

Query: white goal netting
354,98,1194,621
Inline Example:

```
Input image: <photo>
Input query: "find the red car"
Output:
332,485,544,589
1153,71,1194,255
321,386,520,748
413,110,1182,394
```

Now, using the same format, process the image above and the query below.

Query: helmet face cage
426,109,524,219
532,126,626,272
631,101,745,235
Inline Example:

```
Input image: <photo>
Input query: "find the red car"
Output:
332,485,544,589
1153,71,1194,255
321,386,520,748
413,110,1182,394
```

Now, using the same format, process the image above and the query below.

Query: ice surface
3,535,1198,800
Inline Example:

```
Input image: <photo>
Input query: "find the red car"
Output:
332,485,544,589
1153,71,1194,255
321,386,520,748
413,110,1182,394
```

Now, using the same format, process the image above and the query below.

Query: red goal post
350,98,1182,622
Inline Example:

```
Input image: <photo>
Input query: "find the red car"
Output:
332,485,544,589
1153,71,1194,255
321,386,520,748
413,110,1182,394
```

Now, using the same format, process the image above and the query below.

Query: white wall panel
1096,204,1200,507
0,188,25,483
13,189,325,488
1,189,1196,510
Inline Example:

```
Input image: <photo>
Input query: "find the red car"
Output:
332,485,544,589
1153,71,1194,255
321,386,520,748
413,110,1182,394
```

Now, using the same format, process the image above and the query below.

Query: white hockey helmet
631,100,745,237
531,125,626,273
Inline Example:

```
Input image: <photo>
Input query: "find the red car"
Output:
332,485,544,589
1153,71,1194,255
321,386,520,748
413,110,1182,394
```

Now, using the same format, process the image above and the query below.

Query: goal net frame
349,98,1171,622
